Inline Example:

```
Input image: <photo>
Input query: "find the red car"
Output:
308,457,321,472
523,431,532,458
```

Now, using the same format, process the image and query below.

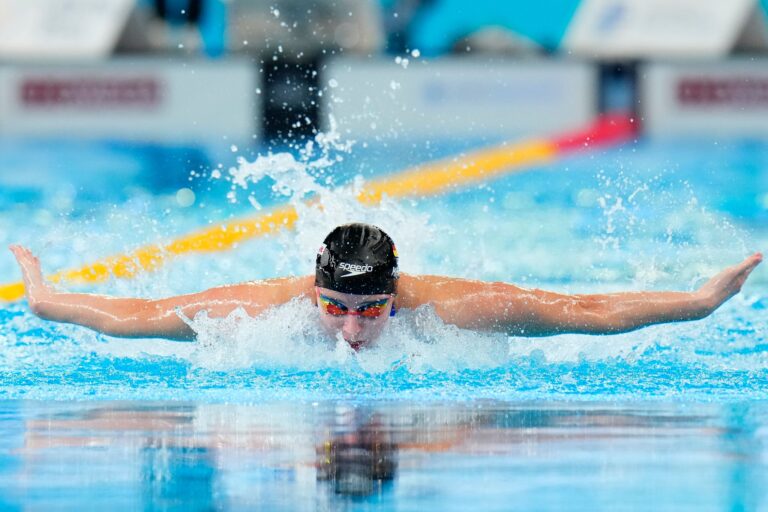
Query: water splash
593,168,753,288
212,117,435,277
182,299,508,374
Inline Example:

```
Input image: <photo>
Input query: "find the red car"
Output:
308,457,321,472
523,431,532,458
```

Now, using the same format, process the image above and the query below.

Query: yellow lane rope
359,140,554,203
1,138,557,302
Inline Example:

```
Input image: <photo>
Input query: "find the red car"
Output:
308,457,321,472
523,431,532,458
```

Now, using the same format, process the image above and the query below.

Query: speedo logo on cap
338,262,373,278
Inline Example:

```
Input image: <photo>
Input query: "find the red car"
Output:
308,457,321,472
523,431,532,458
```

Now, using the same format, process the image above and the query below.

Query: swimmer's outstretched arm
9,245,312,341
399,253,763,336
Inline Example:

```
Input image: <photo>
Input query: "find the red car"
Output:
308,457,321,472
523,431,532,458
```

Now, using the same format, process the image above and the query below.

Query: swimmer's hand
7,243,312,340
697,252,763,313
9,244,54,312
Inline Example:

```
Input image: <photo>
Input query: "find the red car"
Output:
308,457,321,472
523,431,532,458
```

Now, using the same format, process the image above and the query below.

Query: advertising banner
641,60,768,137
323,58,596,139
0,59,259,143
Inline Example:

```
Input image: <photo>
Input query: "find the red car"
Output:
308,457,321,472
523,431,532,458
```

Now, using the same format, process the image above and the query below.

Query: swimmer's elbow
570,297,632,335
498,295,614,337
131,300,197,340
99,300,196,341
98,319,196,341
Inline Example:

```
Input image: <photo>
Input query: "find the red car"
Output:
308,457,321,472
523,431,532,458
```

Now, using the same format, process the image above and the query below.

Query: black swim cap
315,223,399,295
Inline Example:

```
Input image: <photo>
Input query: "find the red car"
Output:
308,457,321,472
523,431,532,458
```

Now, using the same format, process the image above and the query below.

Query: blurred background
1,0,767,145
0,0,767,235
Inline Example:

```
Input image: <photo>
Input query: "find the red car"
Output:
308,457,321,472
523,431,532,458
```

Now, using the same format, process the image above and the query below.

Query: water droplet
176,188,196,207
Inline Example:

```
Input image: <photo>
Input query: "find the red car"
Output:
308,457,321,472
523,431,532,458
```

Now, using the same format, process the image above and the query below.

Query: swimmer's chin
346,340,369,351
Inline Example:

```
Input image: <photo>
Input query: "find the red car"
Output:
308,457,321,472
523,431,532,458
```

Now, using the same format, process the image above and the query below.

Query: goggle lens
319,295,389,318
359,303,386,318
324,302,347,316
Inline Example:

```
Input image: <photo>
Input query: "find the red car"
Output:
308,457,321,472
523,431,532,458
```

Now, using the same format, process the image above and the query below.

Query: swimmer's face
315,287,394,351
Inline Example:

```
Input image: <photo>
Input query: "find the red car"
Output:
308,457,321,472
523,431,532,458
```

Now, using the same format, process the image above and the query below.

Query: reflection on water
0,400,767,510
316,410,398,496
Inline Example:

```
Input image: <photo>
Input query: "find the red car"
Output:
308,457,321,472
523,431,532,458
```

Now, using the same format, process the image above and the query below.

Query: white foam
178,299,509,374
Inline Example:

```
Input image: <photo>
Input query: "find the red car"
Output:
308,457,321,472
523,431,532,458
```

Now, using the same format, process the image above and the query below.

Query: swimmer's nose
342,315,364,340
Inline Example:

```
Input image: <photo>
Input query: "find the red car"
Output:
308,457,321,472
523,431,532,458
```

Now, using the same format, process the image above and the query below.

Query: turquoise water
0,135,767,508
3,400,768,511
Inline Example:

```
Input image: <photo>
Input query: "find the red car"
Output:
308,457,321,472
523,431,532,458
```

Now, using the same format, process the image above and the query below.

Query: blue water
0,135,767,508
3,400,768,511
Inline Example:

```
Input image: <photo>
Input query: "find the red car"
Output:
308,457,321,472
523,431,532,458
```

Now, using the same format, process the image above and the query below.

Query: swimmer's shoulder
249,274,315,302
203,275,314,304
397,273,528,309
397,273,477,308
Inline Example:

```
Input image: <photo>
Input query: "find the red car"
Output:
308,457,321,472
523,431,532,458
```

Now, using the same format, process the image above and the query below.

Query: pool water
3,400,767,511
0,134,766,509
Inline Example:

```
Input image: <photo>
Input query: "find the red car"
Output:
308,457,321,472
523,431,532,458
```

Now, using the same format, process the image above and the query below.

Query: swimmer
8,223,763,350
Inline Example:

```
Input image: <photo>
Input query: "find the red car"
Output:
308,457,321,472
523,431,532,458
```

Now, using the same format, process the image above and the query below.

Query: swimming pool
0,133,766,508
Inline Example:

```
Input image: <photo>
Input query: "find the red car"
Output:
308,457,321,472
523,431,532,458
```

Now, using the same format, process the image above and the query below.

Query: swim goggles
317,294,391,318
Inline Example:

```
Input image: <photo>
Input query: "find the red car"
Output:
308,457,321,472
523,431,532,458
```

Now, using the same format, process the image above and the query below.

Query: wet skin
314,287,395,351
8,245,763,344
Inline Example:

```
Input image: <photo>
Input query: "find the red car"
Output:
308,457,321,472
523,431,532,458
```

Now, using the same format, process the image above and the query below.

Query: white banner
641,60,768,137
564,0,768,58
323,58,596,139
0,59,259,143
0,0,134,60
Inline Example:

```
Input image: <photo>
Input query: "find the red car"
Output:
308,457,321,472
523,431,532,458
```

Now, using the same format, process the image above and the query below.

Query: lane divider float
0,113,636,302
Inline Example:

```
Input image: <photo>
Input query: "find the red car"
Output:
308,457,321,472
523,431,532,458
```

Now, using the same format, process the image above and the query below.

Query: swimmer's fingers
738,252,763,278
9,245,37,285
699,252,763,309
8,245,50,299
720,252,762,290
